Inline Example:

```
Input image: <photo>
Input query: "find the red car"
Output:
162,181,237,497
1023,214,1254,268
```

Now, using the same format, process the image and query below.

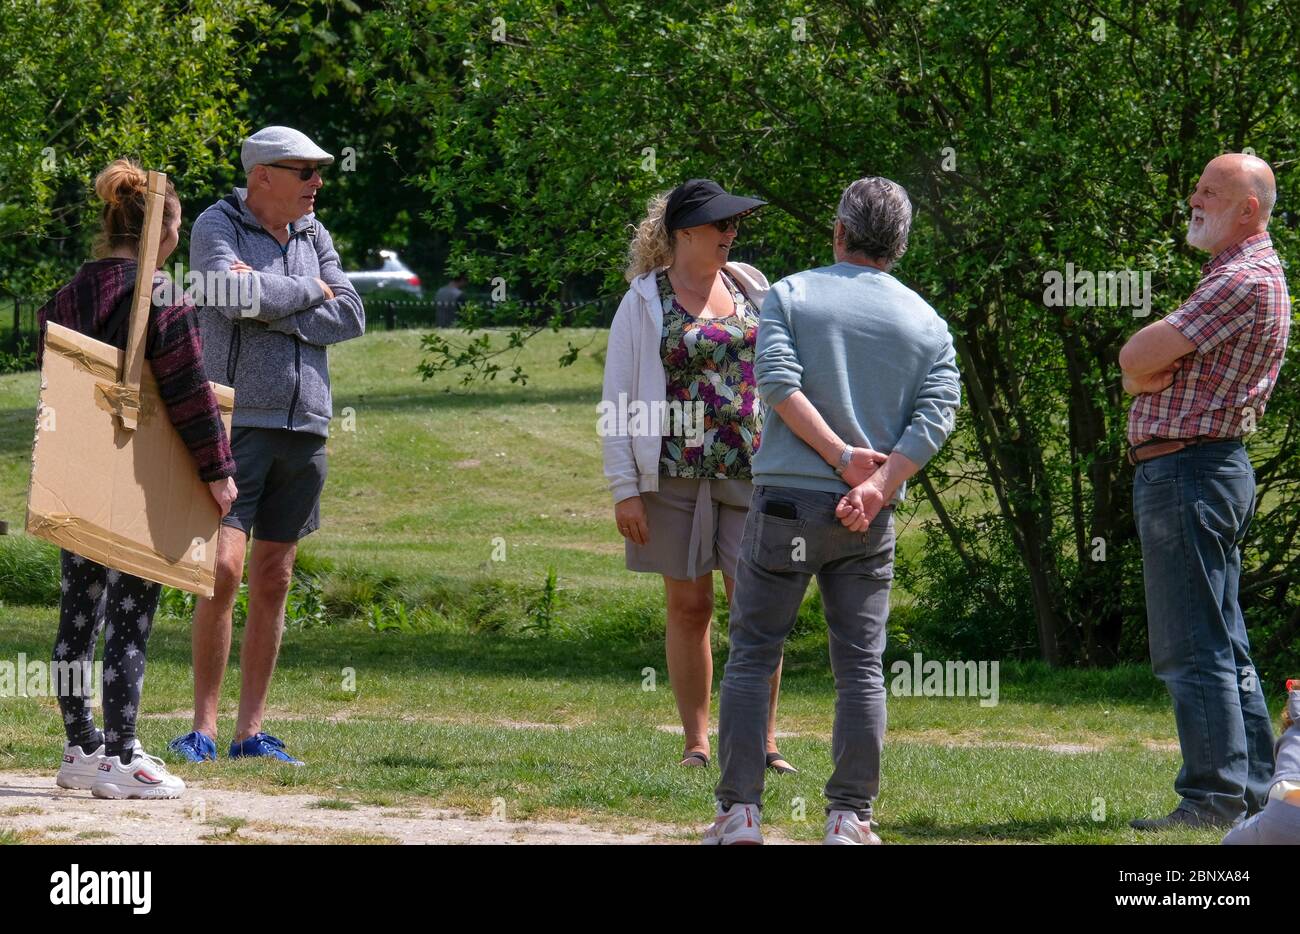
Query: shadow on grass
118,621,668,686
0,599,1177,709
117,619,1177,709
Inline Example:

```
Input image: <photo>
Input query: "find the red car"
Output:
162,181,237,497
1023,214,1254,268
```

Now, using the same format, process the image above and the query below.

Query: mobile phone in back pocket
762,500,797,520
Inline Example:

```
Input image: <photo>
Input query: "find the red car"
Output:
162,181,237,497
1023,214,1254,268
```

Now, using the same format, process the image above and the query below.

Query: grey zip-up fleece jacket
190,188,365,436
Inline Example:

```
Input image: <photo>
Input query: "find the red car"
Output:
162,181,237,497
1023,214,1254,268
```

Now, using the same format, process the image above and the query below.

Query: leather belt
1127,436,1239,466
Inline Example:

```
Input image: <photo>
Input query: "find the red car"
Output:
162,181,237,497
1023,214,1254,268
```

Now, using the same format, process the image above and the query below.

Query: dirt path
0,771,685,845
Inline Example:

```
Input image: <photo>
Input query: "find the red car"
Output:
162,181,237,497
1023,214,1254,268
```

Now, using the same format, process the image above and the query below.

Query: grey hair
1242,154,1277,219
836,176,912,265
1256,184,1277,219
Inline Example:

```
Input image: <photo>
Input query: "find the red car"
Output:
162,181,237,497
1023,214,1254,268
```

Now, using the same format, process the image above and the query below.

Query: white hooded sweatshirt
600,262,771,503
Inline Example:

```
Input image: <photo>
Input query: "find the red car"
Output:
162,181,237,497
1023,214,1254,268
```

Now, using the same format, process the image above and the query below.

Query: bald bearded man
1120,153,1291,831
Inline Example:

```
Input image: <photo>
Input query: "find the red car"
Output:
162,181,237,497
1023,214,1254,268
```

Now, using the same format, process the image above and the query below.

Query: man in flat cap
170,126,365,765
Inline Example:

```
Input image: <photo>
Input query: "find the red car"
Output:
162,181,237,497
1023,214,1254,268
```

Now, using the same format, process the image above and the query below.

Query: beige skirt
625,476,754,581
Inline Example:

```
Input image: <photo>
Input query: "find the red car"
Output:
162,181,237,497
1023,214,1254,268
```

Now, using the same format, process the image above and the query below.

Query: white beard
1186,211,1232,251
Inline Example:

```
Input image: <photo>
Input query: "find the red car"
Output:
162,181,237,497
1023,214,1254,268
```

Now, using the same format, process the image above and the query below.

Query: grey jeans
716,484,895,820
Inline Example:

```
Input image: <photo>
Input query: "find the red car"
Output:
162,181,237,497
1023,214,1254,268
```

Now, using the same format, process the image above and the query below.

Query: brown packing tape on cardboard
28,512,215,594
25,170,235,598
27,321,233,597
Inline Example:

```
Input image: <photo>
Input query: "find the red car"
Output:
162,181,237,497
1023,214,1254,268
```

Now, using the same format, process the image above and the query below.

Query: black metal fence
365,295,622,331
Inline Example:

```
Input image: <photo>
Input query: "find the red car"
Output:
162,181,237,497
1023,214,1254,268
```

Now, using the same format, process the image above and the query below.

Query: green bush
0,336,35,375
158,563,327,630
895,515,1038,662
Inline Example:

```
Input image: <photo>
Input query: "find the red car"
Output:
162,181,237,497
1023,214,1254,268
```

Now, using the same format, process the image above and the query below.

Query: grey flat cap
240,126,334,173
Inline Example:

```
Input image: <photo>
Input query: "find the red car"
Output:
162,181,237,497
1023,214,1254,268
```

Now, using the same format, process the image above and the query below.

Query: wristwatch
833,445,853,477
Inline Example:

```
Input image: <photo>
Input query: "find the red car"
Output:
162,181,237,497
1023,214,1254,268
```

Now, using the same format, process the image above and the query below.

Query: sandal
680,750,710,767
766,751,798,774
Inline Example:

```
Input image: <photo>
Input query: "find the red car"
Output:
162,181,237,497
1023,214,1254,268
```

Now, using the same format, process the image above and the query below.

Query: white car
345,249,423,297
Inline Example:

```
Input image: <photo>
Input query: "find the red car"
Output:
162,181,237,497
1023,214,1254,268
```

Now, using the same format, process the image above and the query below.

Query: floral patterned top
657,269,762,479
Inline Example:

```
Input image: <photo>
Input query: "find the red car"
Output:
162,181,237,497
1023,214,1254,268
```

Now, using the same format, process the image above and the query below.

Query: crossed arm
1118,320,1195,395
190,213,364,346
262,226,365,346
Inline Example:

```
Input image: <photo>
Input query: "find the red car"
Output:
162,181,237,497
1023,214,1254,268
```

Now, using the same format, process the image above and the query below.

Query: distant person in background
1120,153,1289,831
1223,681,1300,844
601,179,798,772
435,274,468,327
170,125,364,766
37,158,237,799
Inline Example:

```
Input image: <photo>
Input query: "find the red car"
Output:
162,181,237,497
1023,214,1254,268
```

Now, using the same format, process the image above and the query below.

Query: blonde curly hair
624,191,675,282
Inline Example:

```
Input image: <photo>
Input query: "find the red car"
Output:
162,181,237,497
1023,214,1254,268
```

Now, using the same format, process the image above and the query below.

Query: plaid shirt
37,258,235,482
1128,233,1291,446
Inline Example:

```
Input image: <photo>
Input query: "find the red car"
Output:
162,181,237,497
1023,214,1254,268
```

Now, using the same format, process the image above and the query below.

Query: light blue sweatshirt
752,261,961,496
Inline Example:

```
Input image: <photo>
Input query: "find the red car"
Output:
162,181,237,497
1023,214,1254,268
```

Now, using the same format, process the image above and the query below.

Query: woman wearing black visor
600,179,797,774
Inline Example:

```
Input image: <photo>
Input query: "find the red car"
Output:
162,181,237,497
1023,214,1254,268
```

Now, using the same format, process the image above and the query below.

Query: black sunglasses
712,215,743,233
265,163,324,181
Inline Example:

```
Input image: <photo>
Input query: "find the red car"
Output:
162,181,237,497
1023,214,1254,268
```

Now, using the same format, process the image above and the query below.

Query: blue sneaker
167,731,217,762
228,733,304,766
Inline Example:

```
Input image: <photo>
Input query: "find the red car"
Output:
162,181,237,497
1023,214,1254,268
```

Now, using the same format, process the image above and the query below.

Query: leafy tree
335,0,1300,668
9,0,1298,671
0,0,278,297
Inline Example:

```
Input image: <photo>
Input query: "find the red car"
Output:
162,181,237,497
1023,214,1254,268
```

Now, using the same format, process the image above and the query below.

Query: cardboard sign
25,171,234,597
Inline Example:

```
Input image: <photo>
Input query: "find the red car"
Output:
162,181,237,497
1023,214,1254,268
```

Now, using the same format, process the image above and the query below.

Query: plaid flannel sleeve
1164,268,1258,353
146,286,236,482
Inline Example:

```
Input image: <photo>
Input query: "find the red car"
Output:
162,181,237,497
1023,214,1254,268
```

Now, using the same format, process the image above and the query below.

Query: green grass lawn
0,329,1276,843
0,604,1227,844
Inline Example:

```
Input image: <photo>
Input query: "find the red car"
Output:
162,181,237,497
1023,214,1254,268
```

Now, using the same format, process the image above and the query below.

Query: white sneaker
91,746,185,800
824,809,882,845
701,803,764,845
56,742,106,790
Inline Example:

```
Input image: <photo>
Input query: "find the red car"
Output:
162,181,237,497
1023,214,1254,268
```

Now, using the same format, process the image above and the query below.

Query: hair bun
94,158,147,208
91,158,178,259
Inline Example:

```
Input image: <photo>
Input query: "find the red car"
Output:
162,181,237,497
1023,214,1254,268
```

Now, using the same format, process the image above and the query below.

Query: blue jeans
1132,441,1275,822
715,485,895,820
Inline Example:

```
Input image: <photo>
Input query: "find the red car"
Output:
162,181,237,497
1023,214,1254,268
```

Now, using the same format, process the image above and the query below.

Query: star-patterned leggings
54,549,161,762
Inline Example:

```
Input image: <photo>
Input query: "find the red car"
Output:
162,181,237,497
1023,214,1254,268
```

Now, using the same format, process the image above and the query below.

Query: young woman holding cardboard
36,159,238,799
